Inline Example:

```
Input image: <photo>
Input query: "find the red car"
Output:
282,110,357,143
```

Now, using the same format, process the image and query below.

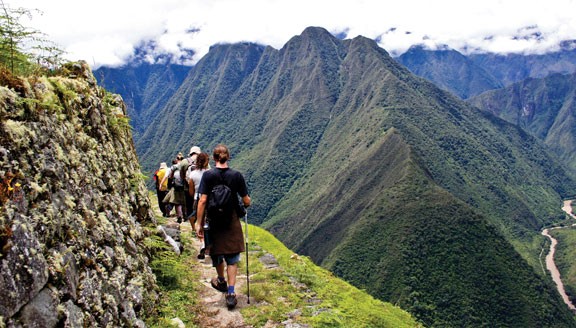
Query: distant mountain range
397,42,576,99
94,63,190,139
468,72,576,173
95,27,576,327
396,44,576,174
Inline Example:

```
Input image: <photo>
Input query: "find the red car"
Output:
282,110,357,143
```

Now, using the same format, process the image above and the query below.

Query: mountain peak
300,26,335,38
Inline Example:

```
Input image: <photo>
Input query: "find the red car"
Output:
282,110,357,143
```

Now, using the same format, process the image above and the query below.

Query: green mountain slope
469,72,576,173
94,63,190,139
136,27,576,326
266,129,572,326
396,45,503,99
469,45,576,87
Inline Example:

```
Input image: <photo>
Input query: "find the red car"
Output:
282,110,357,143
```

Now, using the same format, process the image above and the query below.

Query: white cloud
14,0,576,68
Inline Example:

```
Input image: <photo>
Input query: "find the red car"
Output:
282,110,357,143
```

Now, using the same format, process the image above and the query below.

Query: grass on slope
144,193,420,327
143,215,202,327
244,225,421,327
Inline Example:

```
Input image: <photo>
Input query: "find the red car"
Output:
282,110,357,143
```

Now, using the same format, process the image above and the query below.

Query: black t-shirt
198,167,248,199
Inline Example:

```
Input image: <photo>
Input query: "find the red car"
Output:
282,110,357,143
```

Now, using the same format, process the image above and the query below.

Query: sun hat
189,146,202,156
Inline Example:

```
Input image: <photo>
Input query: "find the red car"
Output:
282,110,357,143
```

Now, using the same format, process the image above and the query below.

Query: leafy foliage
0,1,64,76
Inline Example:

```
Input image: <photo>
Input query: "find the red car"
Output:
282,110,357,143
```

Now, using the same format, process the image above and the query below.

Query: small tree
0,0,64,75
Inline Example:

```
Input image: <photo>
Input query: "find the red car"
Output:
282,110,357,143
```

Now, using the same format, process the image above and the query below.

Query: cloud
15,0,576,68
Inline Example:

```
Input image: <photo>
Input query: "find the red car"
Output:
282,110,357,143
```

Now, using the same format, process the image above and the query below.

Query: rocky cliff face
0,62,158,327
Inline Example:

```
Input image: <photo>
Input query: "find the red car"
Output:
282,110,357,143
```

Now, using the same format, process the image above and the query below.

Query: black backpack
206,170,235,225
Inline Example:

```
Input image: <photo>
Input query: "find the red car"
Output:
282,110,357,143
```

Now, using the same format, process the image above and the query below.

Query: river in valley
541,200,576,312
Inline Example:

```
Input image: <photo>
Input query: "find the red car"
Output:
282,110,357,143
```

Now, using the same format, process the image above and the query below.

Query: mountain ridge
95,63,190,139
469,72,576,173
131,26,576,326
397,45,503,99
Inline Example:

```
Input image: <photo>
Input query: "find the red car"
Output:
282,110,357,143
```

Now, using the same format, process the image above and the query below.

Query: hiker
181,145,202,219
153,162,169,217
196,144,250,310
188,152,210,259
161,156,186,223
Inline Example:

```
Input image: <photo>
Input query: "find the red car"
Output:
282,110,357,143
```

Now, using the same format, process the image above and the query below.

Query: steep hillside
469,44,576,87
136,27,576,326
267,128,572,326
94,63,190,139
469,72,576,173
151,209,422,327
0,62,158,326
396,45,503,99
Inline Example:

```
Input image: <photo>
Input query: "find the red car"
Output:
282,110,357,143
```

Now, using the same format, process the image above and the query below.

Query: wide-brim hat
189,146,201,156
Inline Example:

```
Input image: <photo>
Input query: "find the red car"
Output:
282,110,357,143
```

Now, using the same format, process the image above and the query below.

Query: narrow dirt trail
179,221,253,328
541,200,576,312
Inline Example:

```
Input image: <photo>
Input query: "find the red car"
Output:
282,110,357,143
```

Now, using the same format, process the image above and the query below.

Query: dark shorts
211,253,241,267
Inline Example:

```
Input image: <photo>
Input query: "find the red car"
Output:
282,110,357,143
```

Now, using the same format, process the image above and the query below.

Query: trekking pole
244,210,250,304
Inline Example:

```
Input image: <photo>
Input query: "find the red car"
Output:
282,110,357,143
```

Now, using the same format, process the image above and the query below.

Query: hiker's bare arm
195,194,208,235
188,181,195,197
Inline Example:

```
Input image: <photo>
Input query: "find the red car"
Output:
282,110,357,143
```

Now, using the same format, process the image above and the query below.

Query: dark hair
213,144,230,164
195,152,209,170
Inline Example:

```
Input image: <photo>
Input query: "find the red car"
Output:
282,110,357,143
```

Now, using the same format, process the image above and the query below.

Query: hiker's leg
216,260,226,278
227,263,238,287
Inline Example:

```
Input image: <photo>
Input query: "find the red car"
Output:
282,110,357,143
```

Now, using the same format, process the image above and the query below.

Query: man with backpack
195,144,250,310
180,145,202,219
160,157,186,223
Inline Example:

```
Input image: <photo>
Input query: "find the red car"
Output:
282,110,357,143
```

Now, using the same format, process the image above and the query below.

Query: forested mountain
94,63,190,138
395,42,576,99
469,41,576,86
469,72,576,173
133,26,576,326
396,45,503,99
395,44,576,176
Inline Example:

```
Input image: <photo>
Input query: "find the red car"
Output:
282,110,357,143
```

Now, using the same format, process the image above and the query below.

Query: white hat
159,162,168,169
189,146,201,156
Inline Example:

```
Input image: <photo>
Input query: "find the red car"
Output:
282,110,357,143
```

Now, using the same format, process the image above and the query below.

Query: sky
16,0,576,69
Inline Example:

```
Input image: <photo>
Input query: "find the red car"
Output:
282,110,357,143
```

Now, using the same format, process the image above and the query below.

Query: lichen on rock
0,61,158,326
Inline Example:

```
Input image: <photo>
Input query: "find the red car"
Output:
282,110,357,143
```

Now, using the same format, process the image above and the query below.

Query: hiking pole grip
244,211,250,304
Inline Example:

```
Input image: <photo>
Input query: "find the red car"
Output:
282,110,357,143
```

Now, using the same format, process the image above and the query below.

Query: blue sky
18,0,576,68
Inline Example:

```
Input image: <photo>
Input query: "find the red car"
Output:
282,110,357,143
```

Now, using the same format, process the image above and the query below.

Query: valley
542,200,576,312
95,26,576,326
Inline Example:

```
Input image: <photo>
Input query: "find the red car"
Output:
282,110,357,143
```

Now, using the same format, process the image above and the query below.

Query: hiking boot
225,293,237,309
177,217,182,224
211,277,227,293
197,248,206,260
